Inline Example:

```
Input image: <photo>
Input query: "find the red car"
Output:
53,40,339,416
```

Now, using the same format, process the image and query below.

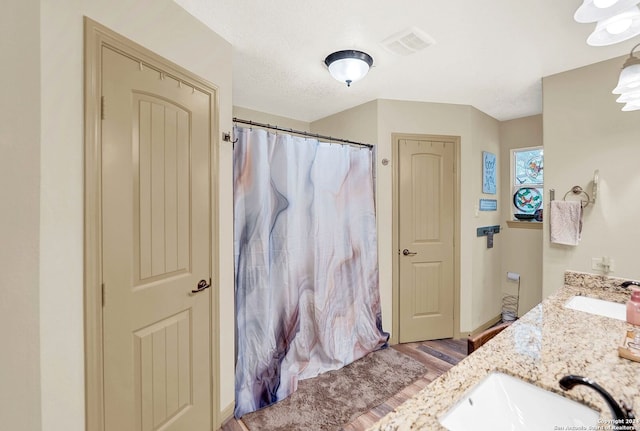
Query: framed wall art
479,198,498,211
482,151,497,194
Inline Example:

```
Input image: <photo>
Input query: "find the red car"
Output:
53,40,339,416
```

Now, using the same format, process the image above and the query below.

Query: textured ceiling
174,0,639,122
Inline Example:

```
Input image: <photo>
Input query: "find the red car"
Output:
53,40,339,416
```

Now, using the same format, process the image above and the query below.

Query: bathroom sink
439,372,599,431
564,296,626,321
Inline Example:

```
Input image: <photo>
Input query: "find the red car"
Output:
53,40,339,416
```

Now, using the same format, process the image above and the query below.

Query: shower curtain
233,126,388,418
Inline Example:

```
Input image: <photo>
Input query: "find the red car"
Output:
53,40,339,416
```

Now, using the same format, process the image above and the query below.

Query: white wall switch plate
592,257,615,272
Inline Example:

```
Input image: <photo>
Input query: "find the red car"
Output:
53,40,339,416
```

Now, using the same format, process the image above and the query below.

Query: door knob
191,279,211,294
402,249,417,256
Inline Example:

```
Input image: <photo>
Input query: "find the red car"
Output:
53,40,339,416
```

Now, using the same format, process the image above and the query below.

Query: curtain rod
233,117,373,149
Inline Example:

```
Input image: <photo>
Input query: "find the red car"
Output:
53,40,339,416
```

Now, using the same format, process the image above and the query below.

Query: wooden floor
219,338,468,431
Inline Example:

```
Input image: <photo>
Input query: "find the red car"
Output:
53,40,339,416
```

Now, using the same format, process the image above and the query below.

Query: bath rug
240,347,427,431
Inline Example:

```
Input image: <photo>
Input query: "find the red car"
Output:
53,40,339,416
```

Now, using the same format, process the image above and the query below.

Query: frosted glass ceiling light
613,43,640,111
586,7,640,45
613,63,640,92
324,50,373,87
575,0,640,22
621,101,640,110
613,43,640,93
594,0,619,7
615,89,640,102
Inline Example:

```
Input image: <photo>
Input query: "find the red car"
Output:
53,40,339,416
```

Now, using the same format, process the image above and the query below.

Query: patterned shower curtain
233,126,388,418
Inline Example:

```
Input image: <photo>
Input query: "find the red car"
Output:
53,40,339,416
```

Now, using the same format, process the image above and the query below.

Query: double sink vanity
369,271,640,430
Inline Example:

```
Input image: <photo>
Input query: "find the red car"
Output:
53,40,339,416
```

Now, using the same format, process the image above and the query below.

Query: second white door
101,45,213,431
398,137,455,342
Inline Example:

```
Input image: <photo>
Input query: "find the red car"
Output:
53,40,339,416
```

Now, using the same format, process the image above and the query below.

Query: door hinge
100,96,105,120
101,283,105,307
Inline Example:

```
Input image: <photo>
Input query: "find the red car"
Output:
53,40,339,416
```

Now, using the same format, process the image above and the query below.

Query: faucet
559,375,635,430
621,281,640,288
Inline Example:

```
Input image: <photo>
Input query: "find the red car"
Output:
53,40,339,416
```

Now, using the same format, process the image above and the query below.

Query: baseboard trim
219,402,235,428
466,314,502,338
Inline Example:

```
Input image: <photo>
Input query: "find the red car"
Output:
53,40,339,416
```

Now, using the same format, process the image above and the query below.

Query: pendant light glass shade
621,101,640,110
615,89,640,102
594,0,619,7
574,0,640,22
612,62,640,94
613,43,640,111
324,50,373,87
586,7,640,45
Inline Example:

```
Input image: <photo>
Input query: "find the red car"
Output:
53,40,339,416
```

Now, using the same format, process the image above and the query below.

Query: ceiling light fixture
613,42,640,111
574,0,640,23
324,50,373,87
587,6,640,45
574,0,640,45
594,0,619,7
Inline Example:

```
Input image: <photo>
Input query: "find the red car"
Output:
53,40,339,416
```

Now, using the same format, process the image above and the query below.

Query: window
511,146,543,221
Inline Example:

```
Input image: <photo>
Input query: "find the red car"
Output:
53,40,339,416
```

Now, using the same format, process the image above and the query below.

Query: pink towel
550,201,583,246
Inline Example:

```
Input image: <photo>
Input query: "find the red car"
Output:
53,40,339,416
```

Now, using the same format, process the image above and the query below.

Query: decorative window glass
514,148,543,186
512,147,543,218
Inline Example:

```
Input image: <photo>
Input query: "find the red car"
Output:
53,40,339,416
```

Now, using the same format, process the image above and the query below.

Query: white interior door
398,137,455,342
101,46,212,431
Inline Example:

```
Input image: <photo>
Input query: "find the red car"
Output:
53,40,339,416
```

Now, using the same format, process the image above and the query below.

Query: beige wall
312,100,503,335
36,1,234,429
499,115,543,316
0,2,42,430
543,56,640,298
470,108,503,328
233,106,545,338
22,4,635,428
378,100,471,334
311,100,379,144
234,106,311,131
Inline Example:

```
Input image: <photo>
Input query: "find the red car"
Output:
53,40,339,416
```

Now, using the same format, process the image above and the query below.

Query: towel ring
563,186,590,208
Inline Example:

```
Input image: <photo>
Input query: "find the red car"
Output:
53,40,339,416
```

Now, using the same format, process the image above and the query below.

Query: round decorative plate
513,187,542,213
526,156,543,181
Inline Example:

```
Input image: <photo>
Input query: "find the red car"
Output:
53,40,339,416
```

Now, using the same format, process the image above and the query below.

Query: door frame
83,18,220,431
390,133,462,344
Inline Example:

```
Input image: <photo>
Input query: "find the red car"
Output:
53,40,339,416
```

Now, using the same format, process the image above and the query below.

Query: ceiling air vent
381,27,436,56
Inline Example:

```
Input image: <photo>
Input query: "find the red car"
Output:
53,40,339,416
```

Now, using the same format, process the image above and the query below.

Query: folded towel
550,201,583,246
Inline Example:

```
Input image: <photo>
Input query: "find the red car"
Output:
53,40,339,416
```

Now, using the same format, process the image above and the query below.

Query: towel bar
550,170,599,208
563,185,590,208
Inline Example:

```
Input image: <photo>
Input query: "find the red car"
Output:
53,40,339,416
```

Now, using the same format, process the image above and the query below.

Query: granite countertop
368,271,640,430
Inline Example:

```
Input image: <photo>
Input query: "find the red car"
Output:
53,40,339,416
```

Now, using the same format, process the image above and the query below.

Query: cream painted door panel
101,46,212,431
398,138,454,342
